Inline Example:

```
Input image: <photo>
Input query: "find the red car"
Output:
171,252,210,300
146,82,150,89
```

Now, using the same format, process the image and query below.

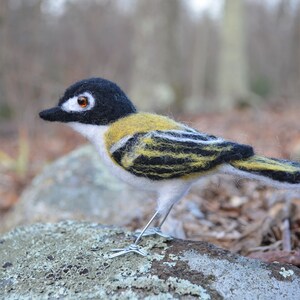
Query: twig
282,218,291,251
281,195,292,251
248,240,282,252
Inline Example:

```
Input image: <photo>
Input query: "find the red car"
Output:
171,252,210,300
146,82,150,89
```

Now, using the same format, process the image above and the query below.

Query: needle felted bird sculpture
40,78,300,257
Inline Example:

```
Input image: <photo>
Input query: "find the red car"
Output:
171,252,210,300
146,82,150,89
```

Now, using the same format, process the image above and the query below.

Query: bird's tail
223,155,300,190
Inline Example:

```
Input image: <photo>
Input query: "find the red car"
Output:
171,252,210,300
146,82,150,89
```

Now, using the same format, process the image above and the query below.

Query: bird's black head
39,78,137,125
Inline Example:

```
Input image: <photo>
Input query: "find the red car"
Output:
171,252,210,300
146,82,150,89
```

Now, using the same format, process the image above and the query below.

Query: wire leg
157,204,174,229
134,204,175,239
110,211,160,258
133,211,160,245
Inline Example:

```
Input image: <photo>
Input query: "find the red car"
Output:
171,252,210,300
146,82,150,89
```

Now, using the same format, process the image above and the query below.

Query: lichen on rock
0,221,300,299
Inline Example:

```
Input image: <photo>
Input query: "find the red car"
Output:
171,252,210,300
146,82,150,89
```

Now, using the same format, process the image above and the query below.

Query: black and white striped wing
110,129,254,180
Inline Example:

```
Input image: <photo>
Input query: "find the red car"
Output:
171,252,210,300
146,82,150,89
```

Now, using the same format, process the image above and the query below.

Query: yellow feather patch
232,155,299,173
202,145,232,152
104,113,182,149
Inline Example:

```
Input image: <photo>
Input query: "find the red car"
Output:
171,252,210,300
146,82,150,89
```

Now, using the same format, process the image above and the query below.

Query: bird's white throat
68,122,108,143
67,122,112,172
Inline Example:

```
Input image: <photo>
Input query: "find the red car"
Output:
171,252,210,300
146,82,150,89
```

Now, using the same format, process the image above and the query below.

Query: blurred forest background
1,0,300,212
1,0,300,124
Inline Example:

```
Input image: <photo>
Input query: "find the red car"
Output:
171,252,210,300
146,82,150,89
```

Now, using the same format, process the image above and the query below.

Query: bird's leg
157,204,174,230
110,211,160,258
134,204,174,239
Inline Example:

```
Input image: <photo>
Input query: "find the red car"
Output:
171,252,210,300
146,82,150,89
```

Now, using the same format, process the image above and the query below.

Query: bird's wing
109,128,254,180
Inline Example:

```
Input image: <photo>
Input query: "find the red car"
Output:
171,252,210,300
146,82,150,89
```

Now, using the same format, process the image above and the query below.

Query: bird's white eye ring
77,96,89,108
62,92,95,112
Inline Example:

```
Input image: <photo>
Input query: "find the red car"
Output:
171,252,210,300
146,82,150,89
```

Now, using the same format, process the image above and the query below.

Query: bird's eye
77,96,89,108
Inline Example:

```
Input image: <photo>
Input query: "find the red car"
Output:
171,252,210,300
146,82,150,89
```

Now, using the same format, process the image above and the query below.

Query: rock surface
1,221,299,299
3,145,153,232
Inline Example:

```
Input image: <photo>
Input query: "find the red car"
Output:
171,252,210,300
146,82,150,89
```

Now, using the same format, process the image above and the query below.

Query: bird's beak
39,106,67,122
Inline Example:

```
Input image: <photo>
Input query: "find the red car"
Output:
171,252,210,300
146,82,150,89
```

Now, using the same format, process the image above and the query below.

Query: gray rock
3,145,153,232
0,221,299,299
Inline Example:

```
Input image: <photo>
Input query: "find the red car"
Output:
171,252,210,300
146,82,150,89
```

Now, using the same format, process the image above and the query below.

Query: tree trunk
217,0,248,110
130,0,182,112
0,1,9,113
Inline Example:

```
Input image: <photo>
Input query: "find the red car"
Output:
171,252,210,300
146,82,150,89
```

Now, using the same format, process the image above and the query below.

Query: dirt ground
1,103,300,266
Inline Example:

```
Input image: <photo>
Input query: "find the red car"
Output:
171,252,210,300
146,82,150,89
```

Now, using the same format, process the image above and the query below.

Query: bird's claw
109,244,148,258
134,227,173,239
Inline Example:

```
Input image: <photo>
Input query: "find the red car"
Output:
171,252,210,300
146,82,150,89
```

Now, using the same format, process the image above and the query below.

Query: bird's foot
134,227,173,239
109,244,148,258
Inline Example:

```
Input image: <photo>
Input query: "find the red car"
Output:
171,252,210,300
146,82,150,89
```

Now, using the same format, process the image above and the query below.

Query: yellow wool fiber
104,113,181,149
232,155,299,173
